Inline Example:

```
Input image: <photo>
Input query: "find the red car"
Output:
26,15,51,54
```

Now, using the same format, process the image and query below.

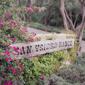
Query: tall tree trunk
26,0,31,7
60,0,68,30
77,3,85,56
60,0,85,56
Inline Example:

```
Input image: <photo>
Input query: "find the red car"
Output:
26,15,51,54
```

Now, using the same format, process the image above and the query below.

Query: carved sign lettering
11,39,74,58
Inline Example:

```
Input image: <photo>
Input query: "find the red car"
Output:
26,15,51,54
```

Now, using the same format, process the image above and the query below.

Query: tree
60,0,85,55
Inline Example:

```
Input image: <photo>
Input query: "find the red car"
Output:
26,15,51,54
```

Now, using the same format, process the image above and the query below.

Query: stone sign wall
11,39,74,58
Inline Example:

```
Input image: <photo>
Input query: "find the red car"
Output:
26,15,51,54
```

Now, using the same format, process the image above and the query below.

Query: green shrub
29,23,62,33
38,53,85,85
58,55,85,84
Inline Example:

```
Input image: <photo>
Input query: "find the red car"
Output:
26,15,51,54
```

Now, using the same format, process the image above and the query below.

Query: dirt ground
27,27,85,53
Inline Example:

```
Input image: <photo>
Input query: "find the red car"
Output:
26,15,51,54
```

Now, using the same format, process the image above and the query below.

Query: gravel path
27,27,85,52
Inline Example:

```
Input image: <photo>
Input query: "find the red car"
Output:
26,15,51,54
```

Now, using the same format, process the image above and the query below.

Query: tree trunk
60,0,85,56
26,0,31,7
60,0,68,30
77,3,85,56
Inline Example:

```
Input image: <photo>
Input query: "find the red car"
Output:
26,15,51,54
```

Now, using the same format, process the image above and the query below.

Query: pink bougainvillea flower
19,74,22,77
10,20,13,22
41,74,44,80
5,14,10,16
41,74,43,76
20,30,23,32
18,24,21,27
12,38,16,41
20,49,22,52
1,38,3,39
34,8,38,10
41,76,44,80
5,57,8,61
9,65,12,67
36,38,38,40
15,10,18,12
39,56,41,58
20,64,22,67
13,46,18,51
4,73,8,77
29,8,32,12
31,5,33,8
25,29,28,32
21,68,24,71
9,46,12,48
9,58,13,61
9,24,11,26
17,62,19,65
1,20,4,23
13,22,16,25
31,39,34,42
5,14,9,16
7,44,11,46
2,71,4,75
62,60,64,62
16,56,18,57
33,34,36,37
12,52,15,56
26,7,28,9
4,53,6,57
9,68,11,70
29,36,31,39
55,67,58,71
10,26,12,29
8,37,10,39
25,9,28,12
6,17,8,19
15,75,18,77
0,34,1,35
11,68,17,73
8,80,11,83
0,24,4,27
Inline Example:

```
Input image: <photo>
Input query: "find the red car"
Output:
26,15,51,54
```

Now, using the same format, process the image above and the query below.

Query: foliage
0,22,78,85
29,23,62,33
38,53,85,85
0,1,78,84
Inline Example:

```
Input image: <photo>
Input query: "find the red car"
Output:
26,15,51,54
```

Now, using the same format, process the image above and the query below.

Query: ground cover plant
38,53,85,85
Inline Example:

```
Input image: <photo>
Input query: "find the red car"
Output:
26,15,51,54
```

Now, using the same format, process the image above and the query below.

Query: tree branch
64,9,75,31
60,0,68,30
19,0,21,7
26,0,31,7
74,15,79,27
79,0,83,4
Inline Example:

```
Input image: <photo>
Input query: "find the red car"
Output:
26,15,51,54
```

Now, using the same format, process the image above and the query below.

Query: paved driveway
27,27,50,34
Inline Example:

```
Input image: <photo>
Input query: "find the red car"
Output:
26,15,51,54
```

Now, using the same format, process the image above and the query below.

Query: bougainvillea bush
0,15,78,85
